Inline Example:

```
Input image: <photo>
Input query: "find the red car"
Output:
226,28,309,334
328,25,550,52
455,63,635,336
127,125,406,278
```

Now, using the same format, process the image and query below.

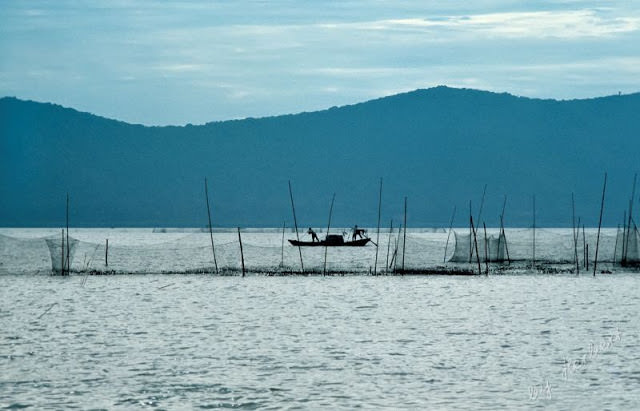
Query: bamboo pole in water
323,193,336,276
443,206,456,263
470,216,481,275
238,227,245,277
483,222,489,275
532,195,536,269
477,184,487,226
622,210,628,263
582,224,587,268
402,197,407,273
61,229,65,275
204,178,219,274
280,220,285,268
66,193,70,275
385,219,393,275
593,172,607,276
572,193,579,274
288,180,304,273
373,178,383,275
623,173,637,264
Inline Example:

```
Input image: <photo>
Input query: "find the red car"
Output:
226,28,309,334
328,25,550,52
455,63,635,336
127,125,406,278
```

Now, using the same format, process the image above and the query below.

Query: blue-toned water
1,228,639,409
1,273,639,409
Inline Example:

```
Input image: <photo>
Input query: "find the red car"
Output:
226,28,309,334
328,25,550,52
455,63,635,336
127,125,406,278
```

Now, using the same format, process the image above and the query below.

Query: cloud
1,1,639,124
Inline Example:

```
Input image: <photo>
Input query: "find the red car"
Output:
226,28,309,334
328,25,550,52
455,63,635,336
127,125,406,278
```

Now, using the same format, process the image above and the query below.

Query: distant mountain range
1,86,639,227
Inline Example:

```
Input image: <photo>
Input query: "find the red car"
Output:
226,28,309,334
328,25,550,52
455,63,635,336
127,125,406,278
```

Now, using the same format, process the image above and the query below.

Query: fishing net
0,227,627,276
447,228,619,265
614,225,640,265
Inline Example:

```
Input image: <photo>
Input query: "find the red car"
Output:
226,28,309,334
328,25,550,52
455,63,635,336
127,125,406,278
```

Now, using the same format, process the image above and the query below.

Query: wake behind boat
288,234,371,247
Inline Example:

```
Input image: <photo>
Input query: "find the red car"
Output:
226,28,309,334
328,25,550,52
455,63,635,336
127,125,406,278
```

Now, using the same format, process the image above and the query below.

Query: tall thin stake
477,184,487,225
402,197,407,273
572,193,579,274
204,178,218,274
593,172,607,276
623,173,637,263
280,220,285,268
385,219,393,274
61,229,65,275
470,216,481,275
532,194,536,268
582,224,587,268
443,206,456,263
105,239,109,267
373,178,383,275
66,193,70,274
483,222,489,275
288,181,304,272
323,193,336,276
237,227,245,277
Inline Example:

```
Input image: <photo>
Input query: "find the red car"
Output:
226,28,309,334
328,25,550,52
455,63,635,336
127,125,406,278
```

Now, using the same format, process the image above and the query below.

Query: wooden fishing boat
288,234,371,247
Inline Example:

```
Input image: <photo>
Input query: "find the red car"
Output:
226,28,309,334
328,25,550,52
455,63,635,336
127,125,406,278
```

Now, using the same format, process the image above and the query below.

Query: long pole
593,172,607,276
66,193,70,274
443,206,456,263
105,239,109,267
385,219,393,274
624,173,637,263
470,216,481,275
402,197,407,273
373,178,383,275
572,193,579,274
61,229,65,275
483,222,489,275
532,194,536,268
582,224,587,268
237,227,245,277
204,178,219,274
288,180,304,272
323,193,336,276
477,184,487,225
393,224,402,273
280,220,285,268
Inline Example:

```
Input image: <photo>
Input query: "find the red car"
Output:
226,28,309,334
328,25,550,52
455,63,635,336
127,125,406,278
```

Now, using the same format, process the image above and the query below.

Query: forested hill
1,86,639,227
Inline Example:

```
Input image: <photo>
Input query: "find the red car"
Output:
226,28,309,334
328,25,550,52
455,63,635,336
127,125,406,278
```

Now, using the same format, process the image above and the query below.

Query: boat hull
288,238,371,247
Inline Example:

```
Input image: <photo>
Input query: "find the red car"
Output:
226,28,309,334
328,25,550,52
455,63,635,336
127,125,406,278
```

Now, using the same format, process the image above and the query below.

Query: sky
1,1,639,126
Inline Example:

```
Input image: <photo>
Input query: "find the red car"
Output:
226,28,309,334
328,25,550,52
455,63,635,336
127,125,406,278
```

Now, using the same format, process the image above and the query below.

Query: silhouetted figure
352,225,366,241
308,228,319,242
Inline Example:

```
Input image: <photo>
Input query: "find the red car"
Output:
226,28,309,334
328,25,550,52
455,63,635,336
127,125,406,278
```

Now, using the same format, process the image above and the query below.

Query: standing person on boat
352,225,366,241
308,228,320,242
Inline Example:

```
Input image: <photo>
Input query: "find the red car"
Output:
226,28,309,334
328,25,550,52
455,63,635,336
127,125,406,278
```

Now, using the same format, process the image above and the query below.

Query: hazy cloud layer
1,1,639,125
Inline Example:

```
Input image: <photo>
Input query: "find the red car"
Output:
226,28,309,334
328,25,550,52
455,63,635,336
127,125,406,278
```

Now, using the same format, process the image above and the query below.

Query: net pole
623,173,637,264
532,194,536,269
66,193,70,275
373,178,382,275
323,193,336,276
593,172,607,276
204,178,218,274
61,229,65,275
443,205,456,263
401,197,407,274
238,227,245,277
385,219,393,274
288,180,304,273
483,222,489,275
470,216,481,275
281,220,285,268
572,193,579,274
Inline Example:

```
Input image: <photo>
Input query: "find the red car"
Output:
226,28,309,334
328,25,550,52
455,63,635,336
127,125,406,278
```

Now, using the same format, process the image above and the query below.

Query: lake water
1,229,639,409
